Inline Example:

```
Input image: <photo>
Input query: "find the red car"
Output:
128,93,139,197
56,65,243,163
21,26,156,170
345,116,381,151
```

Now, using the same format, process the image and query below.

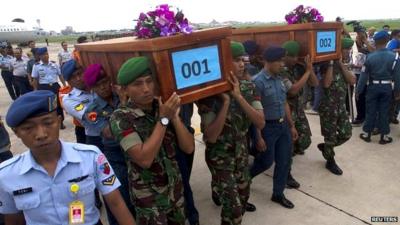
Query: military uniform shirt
357,48,400,94
0,141,121,225
0,55,13,71
253,69,287,120
10,58,28,77
62,88,98,136
27,59,39,75
83,94,120,147
110,100,183,210
31,61,61,84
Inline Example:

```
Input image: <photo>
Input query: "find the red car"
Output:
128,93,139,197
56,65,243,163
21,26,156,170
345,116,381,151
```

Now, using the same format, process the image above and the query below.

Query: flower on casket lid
285,5,324,24
135,4,194,39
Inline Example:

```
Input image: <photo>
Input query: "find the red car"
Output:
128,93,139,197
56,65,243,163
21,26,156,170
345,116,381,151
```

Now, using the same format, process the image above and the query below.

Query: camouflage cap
117,56,151,85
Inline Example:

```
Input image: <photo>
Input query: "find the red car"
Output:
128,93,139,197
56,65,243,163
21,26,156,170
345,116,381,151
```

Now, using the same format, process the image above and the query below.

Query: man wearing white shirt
11,48,33,96
58,41,72,67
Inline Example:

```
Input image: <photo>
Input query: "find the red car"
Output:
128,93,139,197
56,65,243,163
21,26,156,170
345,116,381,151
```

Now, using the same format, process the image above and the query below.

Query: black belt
265,118,285,124
40,83,58,86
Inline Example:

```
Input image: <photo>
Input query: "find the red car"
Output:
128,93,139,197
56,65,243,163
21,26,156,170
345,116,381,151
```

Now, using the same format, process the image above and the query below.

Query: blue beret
37,47,48,55
6,90,58,127
263,46,286,62
31,48,38,55
373,30,389,41
242,40,259,55
62,59,77,80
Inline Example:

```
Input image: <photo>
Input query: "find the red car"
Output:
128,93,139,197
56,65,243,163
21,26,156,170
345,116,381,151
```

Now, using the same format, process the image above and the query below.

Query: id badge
69,200,85,224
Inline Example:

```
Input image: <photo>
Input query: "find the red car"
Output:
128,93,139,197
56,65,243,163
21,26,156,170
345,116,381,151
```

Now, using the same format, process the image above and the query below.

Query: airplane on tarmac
0,18,46,45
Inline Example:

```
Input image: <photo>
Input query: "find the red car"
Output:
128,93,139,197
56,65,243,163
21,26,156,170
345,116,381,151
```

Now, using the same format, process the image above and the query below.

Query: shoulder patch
102,175,116,186
0,155,21,170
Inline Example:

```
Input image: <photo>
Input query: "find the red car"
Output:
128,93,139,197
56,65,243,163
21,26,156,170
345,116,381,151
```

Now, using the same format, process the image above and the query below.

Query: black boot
326,159,343,175
286,172,300,189
212,193,221,206
245,202,256,212
359,132,371,142
271,194,295,209
379,135,393,145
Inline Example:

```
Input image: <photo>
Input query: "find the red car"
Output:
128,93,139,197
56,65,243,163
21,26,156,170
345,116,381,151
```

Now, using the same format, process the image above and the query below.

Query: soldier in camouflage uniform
281,41,319,188
318,38,356,175
81,63,135,225
197,42,265,225
109,56,195,225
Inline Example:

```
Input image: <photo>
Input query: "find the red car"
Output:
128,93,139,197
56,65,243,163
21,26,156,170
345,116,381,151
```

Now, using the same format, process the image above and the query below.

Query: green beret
341,38,354,49
230,41,246,58
282,41,300,57
117,56,151,85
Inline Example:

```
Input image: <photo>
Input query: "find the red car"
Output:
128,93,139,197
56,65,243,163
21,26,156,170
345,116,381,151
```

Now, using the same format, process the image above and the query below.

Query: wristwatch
160,117,169,126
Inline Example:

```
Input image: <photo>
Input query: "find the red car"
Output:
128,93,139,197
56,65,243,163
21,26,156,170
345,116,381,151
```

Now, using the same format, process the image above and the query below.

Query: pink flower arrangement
135,4,194,39
285,5,324,24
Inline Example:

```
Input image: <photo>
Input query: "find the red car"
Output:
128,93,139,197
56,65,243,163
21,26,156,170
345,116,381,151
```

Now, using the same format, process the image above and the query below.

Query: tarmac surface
0,43,399,225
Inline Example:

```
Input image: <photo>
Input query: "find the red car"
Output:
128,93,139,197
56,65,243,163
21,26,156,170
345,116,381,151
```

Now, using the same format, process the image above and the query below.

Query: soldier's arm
339,60,356,85
393,62,400,100
125,123,167,168
4,213,26,225
112,94,179,169
321,61,334,88
58,53,62,67
59,76,66,87
103,190,136,225
228,73,265,129
172,114,194,154
202,94,230,143
31,64,39,90
307,65,319,87
356,63,369,95
285,102,298,141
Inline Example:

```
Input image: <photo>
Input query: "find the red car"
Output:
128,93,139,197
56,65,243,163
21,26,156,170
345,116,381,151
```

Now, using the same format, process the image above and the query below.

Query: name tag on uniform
69,200,85,224
13,187,33,196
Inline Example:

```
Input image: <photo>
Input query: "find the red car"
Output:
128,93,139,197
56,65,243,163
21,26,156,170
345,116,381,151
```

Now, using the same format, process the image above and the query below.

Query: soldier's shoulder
0,153,23,172
67,142,101,154
113,106,145,118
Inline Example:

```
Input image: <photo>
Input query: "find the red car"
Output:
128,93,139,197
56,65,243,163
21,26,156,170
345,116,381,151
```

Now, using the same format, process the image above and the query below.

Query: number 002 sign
171,45,222,90
316,31,336,54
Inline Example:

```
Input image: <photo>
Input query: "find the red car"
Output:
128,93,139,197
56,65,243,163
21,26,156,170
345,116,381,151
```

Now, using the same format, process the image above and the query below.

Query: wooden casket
231,22,343,62
75,27,233,104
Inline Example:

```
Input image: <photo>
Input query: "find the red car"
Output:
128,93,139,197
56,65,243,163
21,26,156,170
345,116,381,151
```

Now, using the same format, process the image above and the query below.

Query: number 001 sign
171,45,222,90
316,31,336,53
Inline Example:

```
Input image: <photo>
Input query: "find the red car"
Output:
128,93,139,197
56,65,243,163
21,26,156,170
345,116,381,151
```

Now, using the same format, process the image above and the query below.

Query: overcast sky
2,0,399,32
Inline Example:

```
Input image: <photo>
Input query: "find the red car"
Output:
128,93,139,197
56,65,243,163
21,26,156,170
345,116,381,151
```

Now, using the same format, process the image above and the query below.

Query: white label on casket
171,45,222,90
316,31,336,53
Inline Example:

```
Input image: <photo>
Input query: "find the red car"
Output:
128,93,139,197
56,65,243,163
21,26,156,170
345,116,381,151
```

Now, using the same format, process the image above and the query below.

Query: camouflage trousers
135,196,185,225
206,140,251,225
319,105,352,160
292,108,312,155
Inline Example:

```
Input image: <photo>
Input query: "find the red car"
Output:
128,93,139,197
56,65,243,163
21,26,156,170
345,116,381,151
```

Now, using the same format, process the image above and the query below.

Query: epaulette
131,108,145,117
0,154,21,170
72,143,100,153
